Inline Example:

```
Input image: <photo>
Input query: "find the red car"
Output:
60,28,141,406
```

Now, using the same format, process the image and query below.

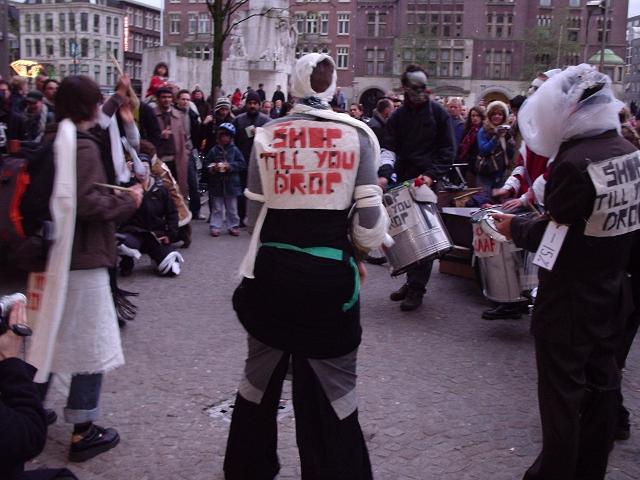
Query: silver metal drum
383,184,453,276
471,208,538,303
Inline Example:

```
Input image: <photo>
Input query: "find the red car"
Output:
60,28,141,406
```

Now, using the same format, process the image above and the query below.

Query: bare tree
204,0,287,101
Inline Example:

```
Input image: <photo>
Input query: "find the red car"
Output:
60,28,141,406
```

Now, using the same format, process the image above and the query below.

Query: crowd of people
0,54,639,480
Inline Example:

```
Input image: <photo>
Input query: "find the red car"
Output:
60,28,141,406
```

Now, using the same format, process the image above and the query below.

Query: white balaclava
518,64,623,159
290,53,338,101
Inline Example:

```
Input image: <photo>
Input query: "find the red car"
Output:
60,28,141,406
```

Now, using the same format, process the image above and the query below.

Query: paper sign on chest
254,119,360,210
586,151,640,237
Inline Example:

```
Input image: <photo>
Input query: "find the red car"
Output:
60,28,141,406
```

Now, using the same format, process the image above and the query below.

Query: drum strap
261,242,360,312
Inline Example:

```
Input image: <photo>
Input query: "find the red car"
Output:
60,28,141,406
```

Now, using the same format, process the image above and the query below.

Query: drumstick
109,52,140,110
94,182,133,192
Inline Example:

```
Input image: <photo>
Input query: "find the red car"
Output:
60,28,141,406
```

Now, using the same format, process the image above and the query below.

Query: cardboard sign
585,151,640,237
384,187,422,236
255,119,360,210
472,223,500,258
533,221,568,271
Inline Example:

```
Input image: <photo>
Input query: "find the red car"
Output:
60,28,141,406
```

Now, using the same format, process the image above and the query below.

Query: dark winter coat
205,143,246,197
511,130,638,344
232,112,271,164
120,177,179,241
385,100,455,182
0,358,47,479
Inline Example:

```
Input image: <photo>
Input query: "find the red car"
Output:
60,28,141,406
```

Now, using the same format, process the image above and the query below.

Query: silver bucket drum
471,208,538,303
383,183,453,276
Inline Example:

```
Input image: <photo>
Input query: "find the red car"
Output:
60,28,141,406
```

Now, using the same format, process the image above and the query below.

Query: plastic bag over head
518,64,622,158
290,53,338,101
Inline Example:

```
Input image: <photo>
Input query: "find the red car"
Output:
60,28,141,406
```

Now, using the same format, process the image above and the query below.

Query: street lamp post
585,0,607,70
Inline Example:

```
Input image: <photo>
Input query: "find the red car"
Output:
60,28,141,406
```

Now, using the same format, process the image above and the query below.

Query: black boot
482,303,524,320
390,284,409,302
400,289,423,311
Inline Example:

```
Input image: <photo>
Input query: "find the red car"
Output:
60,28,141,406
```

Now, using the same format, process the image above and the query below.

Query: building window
106,41,112,56
146,12,153,30
80,38,88,57
80,13,88,32
59,38,66,57
106,17,112,35
94,65,100,83
58,13,65,32
203,47,211,60
487,12,513,38
93,14,100,33
134,35,143,53
106,66,113,86
93,39,100,58
367,12,386,37
33,14,40,32
537,15,552,27
113,42,119,59
485,49,512,80
68,13,75,32
34,38,41,56
337,13,349,35
25,39,32,57
188,13,197,34
365,48,386,75
59,64,66,78
540,0,551,5
45,38,53,56
336,46,348,69
114,18,119,36
45,13,53,32
569,0,580,6
154,14,161,32
199,13,209,34
135,10,143,27
319,13,329,35
169,14,180,34
306,13,318,34
296,13,305,34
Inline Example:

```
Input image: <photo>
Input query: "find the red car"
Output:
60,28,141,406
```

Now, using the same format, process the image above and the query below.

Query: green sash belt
261,242,360,312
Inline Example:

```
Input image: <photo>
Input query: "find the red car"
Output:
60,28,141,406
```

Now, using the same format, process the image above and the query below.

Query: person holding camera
204,122,246,237
475,100,515,196
0,297,46,479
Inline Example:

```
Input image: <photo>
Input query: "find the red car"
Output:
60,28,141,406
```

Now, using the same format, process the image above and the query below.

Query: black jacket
232,112,271,163
0,358,47,479
120,178,179,241
386,100,455,182
511,131,638,344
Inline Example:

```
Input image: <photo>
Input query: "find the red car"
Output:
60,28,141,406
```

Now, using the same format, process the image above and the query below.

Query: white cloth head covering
290,53,338,101
518,64,623,159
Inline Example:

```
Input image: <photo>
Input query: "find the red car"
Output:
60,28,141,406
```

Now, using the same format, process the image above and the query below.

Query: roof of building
588,49,625,65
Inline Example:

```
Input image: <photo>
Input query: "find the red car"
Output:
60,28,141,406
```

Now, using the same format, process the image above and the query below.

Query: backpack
0,142,55,272
475,147,507,176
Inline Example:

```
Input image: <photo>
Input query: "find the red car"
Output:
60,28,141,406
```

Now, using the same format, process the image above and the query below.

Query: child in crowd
205,122,246,236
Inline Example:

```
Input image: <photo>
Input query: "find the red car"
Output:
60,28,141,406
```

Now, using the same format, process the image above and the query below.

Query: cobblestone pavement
3,218,640,480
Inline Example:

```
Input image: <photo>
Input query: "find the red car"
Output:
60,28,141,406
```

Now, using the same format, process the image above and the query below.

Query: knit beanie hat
214,97,231,111
245,91,261,104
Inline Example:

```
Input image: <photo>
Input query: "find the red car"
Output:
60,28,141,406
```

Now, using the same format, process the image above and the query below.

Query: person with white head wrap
492,64,639,480
225,53,387,479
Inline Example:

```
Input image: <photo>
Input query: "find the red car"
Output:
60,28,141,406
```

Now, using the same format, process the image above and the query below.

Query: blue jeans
38,373,104,424
210,196,240,230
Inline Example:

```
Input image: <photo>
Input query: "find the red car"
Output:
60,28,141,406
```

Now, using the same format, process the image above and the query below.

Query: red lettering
316,150,329,168
289,173,306,194
308,127,325,148
325,172,342,194
274,173,288,194
288,128,307,149
272,127,288,148
34,274,45,290
27,292,41,311
278,151,293,170
291,151,304,170
260,152,277,170
342,151,356,170
326,128,342,147
309,173,324,194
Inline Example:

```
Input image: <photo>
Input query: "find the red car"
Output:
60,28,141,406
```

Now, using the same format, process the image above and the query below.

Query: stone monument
222,0,295,98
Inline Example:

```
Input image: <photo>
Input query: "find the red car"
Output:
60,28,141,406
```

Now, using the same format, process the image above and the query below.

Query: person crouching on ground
205,122,246,237
117,142,184,277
